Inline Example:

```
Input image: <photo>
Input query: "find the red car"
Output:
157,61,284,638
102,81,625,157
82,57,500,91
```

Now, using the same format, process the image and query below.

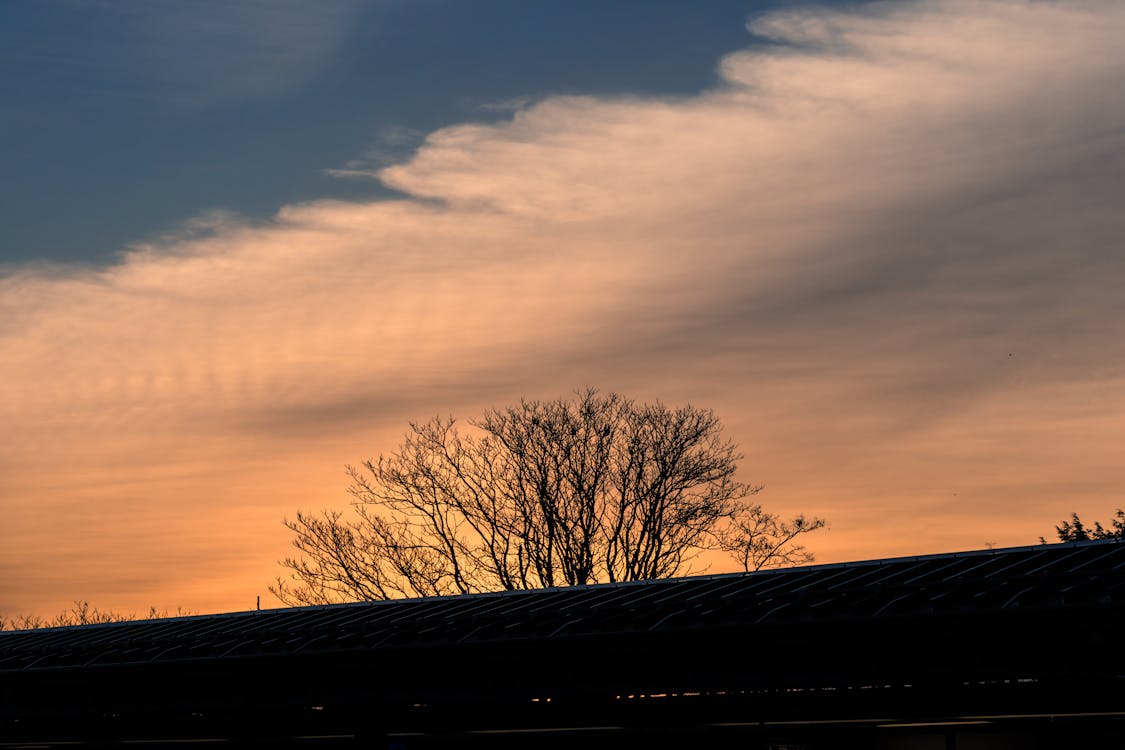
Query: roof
3,540,1124,746
3,539,1122,672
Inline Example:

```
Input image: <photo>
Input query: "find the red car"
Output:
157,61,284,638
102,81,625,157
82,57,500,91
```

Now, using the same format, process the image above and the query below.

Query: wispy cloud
476,95,537,113
46,0,368,108
323,127,428,179
3,1,1125,615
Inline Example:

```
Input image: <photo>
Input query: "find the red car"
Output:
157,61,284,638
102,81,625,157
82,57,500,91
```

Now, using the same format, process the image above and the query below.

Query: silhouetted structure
2,539,1123,748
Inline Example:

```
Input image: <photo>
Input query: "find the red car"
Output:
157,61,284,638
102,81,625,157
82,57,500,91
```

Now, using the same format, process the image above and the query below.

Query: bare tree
272,390,826,605
0,601,194,631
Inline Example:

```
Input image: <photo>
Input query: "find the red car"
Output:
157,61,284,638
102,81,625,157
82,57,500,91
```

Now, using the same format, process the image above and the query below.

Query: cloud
88,0,367,108
4,1,1125,615
323,128,428,179
477,96,537,113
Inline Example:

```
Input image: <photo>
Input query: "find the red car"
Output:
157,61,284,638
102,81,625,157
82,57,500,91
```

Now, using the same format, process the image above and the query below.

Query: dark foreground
3,540,1123,749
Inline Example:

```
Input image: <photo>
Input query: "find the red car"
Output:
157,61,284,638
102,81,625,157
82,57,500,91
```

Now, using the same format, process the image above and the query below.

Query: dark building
2,539,1123,749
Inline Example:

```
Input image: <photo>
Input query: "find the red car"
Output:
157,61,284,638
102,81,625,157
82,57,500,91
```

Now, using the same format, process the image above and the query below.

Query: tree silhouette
1043,508,1125,543
0,602,193,631
273,390,825,605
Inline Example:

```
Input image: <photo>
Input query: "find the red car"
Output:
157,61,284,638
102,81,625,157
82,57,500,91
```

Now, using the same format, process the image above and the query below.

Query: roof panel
2,540,1122,671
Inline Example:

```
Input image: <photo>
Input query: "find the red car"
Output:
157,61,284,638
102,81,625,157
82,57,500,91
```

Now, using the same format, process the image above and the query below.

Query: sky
3,0,1125,618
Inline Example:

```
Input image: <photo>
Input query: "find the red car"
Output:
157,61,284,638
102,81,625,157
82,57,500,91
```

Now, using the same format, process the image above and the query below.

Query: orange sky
4,0,1125,618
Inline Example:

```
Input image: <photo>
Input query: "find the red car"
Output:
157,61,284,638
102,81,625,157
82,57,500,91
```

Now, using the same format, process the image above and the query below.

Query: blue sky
1,0,785,266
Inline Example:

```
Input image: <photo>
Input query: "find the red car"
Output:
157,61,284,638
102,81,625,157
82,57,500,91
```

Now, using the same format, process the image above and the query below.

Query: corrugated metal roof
2,539,1122,672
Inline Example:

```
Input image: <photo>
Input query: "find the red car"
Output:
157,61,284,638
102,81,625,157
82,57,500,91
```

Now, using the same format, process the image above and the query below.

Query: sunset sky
3,0,1125,618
